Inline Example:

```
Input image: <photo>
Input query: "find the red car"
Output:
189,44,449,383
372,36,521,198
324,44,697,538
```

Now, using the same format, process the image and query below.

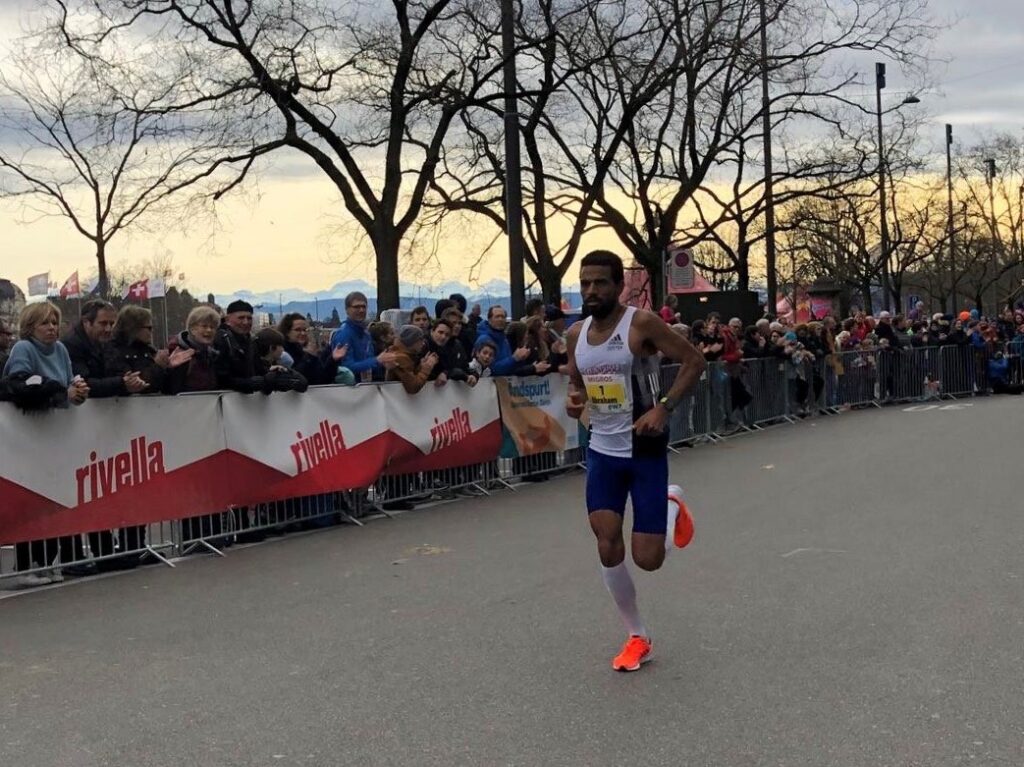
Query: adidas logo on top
607,333,624,350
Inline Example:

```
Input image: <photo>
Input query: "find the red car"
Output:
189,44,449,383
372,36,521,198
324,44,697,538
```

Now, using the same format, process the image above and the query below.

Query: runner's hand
633,406,668,436
566,389,586,419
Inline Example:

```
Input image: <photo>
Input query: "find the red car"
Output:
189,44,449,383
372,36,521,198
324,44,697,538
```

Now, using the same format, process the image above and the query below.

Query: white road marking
781,547,848,558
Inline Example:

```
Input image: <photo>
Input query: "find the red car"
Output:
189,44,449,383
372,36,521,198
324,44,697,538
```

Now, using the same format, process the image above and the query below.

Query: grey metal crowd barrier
6,341,1020,589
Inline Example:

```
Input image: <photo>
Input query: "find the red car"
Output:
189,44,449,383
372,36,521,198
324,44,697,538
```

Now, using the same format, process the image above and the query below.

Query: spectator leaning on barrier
367,321,395,382
425,317,453,386
438,310,477,384
277,312,346,385
212,300,266,393
506,316,552,376
64,299,148,397
469,336,497,378
387,324,438,394
254,328,309,393
105,305,192,392
2,301,88,408
164,306,221,394
330,291,397,383
476,305,531,375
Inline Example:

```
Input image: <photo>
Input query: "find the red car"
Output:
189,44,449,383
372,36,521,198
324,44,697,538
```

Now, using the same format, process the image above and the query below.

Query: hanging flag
82,276,100,297
59,271,80,299
27,273,49,296
123,279,149,301
149,277,166,298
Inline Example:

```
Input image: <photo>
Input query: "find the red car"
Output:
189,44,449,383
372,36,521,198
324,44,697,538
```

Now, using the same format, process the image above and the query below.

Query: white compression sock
601,561,647,638
665,484,683,553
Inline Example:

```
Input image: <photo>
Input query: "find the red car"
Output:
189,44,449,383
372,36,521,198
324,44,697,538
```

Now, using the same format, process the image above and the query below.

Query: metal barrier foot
140,546,176,569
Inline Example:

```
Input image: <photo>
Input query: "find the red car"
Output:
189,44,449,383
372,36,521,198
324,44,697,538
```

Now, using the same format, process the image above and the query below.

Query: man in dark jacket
214,300,265,393
63,299,148,398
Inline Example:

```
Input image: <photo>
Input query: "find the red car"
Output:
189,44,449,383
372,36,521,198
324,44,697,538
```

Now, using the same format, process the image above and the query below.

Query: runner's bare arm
636,310,706,405
565,321,587,418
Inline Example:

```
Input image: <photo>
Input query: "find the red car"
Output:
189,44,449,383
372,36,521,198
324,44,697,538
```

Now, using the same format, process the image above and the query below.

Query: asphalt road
2,397,1023,767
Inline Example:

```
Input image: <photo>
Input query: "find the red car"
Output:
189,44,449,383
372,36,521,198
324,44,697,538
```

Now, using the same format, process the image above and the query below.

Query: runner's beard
587,297,618,320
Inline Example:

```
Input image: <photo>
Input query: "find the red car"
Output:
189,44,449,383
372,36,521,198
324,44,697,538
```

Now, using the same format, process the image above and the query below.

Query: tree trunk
373,233,401,313
861,285,873,315
537,261,561,306
736,246,750,291
96,240,109,298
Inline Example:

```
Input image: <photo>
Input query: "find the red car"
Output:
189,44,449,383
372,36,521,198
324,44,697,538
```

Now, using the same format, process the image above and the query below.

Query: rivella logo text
76,437,165,505
429,408,473,452
291,420,346,473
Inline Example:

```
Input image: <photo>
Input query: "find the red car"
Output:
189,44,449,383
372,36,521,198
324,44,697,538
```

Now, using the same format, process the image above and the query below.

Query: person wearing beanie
386,324,439,394
214,298,265,393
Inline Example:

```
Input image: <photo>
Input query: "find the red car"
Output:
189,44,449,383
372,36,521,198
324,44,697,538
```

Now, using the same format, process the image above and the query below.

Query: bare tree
427,0,693,302
0,28,265,296
549,0,938,305
58,0,508,310
779,182,884,312
952,135,1024,313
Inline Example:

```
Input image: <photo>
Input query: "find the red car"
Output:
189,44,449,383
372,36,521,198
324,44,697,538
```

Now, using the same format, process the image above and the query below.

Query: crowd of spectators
2,289,1022,585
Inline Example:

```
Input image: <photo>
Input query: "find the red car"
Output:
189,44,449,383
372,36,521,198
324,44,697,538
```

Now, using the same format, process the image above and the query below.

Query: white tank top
575,306,638,458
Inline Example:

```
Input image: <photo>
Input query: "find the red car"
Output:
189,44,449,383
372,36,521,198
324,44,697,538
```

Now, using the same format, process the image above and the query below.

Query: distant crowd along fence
1,342,1019,574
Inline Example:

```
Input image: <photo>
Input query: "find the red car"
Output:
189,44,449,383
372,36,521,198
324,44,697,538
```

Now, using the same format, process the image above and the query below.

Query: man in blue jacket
475,305,531,376
330,292,397,382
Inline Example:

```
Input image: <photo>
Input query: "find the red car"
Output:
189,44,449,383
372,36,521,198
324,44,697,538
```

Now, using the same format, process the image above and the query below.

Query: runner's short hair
580,250,624,284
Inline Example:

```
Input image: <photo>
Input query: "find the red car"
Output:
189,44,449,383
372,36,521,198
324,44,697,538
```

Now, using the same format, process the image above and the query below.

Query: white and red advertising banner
0,394,229,542
1,382,505,544
379,381,502,474
219,385,390,504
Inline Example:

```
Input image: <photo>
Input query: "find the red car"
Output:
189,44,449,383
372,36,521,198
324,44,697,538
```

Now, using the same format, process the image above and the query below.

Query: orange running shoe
612,635,653,672
667,484,694,549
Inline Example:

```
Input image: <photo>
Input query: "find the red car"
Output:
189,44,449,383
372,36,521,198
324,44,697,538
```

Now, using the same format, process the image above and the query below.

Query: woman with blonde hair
2,301,88,406
2,302,87,586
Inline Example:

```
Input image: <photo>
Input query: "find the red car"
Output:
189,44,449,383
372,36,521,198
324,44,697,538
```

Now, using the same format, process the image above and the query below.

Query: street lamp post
985,157,998,313
874,63,919,313
875,63,892,312
758,0,777,318
945,124,956,314
501,0,526,318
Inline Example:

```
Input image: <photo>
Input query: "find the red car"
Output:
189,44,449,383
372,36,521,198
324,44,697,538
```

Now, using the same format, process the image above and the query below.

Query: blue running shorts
585,447,669,535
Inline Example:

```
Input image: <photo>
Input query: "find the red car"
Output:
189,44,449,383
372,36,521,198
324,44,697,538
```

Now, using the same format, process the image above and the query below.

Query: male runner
566,250,705,672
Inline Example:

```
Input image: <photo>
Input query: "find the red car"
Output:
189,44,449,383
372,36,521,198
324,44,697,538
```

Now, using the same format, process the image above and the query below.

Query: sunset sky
1,0,1022,298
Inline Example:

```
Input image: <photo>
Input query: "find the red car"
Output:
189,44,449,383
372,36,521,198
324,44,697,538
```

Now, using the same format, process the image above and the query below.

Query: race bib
584,373,631,414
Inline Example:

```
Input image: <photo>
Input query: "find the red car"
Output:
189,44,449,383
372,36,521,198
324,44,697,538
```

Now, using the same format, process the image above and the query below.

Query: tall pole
945,124,956,314
875,62,892,312
501,0,526,318
985,158,998,313
758,0,777,318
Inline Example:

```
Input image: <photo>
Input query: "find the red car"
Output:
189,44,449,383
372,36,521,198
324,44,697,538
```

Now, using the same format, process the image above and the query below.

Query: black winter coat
214,325,263,393
104,338,166,392
62,324,126,398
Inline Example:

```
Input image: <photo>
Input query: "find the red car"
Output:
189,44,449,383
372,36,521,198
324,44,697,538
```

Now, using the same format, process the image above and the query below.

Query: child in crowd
469,337,497,379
